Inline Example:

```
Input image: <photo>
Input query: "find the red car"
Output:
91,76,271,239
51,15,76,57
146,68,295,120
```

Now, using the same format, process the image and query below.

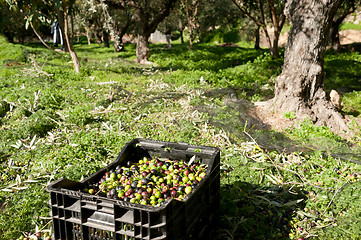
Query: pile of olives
83,157,207,206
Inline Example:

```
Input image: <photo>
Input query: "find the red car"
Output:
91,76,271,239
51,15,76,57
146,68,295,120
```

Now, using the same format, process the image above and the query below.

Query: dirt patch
339,30,361,45
252,103,296,131
217,42,239,48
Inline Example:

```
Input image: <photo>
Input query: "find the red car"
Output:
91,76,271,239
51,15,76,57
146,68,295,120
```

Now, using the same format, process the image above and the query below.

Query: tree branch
231,0,264,27
147,0,177,35
29,20,55,51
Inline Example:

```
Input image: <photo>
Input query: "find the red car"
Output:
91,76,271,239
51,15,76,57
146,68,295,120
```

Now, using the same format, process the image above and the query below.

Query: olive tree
105,0,178,63
231,0,286,58
329,0,360,51
267,0,348,132
5,0,80,73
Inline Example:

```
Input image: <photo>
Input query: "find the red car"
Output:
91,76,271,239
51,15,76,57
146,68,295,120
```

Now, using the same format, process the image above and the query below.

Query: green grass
0,35,361,240
340,22,361,31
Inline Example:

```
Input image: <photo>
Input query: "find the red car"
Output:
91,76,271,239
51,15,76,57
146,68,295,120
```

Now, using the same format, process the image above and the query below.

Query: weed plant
0,35,361,239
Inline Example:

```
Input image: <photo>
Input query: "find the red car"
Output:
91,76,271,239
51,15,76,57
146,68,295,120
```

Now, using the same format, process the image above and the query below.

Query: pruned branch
27,18,55,51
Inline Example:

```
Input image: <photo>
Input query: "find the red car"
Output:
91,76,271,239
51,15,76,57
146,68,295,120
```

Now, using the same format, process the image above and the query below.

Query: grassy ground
340,22,361,31
1,36,361,239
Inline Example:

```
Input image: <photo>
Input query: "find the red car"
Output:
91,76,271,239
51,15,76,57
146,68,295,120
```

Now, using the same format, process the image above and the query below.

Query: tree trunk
136,31,151,63
330,22,341,51
94,30,102,44
113,20,131,52
103,30,110,48
132,0,177,63
56,8,68,51
267,0,347,132
63,2,80,73
180,28,184,44
189,27,194,50
113,35,123,52
254,26,260,50
86,28,91,45
270,31,280,58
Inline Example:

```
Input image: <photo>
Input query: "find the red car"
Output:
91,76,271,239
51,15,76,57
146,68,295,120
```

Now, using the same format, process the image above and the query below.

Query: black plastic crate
47,138,220,240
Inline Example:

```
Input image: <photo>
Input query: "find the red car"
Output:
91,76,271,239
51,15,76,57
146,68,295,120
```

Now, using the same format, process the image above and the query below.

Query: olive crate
47,138,220,240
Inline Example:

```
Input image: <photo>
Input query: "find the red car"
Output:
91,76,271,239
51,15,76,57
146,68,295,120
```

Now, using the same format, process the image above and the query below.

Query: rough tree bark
136,28,151,63
267,0,348,132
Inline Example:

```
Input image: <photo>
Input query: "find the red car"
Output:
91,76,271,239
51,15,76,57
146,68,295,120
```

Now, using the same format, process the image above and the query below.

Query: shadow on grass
216,181,306,240
194,87,313,153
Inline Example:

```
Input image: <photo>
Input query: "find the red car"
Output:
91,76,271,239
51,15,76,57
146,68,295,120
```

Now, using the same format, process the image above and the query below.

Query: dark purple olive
107,191,113,199
131,181,138,189
141,178,149,185
163,192,170,199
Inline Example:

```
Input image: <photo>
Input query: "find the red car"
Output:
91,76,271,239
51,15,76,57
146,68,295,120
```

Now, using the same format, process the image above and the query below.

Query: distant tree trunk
56,8,68,51
254,26,260,50
329,1,357,51
86,28,91,45
231,0,285,58
132,0,177,63
180,28,184,44
180,0,199,50
267,0,347,132
103,30,110,48
329,22,341,51
94,29,102,44
189,27,194,50
136,28,151,63
62,1,80,73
